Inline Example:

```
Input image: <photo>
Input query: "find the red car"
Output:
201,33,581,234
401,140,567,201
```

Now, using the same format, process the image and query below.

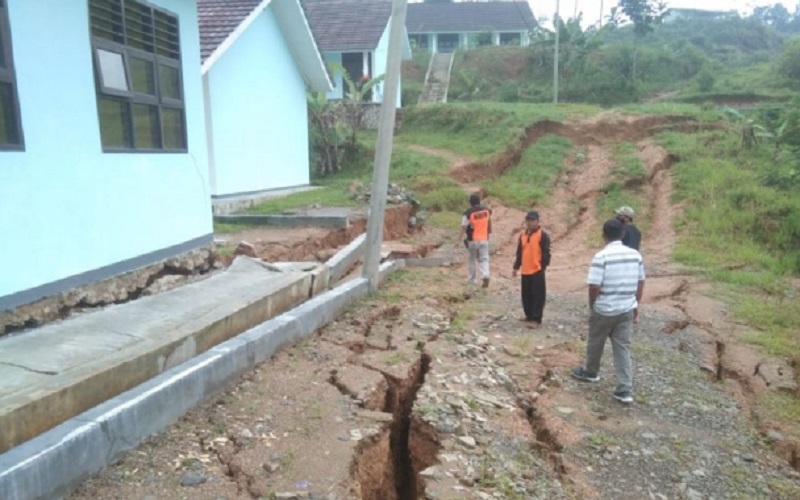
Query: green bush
776,39,800,89
696,66,716,92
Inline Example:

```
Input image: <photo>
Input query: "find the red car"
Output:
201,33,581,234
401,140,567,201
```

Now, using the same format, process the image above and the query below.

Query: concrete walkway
0,257,328,454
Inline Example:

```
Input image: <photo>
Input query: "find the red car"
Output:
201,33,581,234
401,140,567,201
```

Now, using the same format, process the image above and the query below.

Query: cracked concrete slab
0,256,315,454
0,268,399,500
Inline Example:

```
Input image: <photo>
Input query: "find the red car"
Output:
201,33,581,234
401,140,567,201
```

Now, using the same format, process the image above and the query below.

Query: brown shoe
482,277,490,288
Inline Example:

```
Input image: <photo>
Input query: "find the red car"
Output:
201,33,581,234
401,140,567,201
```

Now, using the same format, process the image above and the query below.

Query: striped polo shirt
587,241,645,316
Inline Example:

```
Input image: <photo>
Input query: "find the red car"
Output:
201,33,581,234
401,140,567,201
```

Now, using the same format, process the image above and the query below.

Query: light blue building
0,0,212,312
304,0,411,109
199,0,331,211
406,2,536,53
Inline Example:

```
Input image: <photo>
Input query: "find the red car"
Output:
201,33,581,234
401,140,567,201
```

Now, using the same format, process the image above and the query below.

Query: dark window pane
154,11,180,59
159,64,180,100
132,103,160,149
125,3,154,53
0,82,21,146
97,48,128,92
98,97,131,149
130,57,155,95
161,107,184,150
90,0,125,44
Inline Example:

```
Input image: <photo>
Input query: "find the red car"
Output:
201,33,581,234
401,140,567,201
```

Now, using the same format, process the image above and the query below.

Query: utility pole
600,0,604,27
553,0,560,104
362,0,408,290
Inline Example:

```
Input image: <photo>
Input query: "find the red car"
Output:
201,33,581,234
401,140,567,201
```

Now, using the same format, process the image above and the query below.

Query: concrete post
553,0,560,104
361,0,408,291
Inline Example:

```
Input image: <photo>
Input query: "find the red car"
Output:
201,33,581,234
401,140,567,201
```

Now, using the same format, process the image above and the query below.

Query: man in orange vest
512,211,551,328
456,194,492,287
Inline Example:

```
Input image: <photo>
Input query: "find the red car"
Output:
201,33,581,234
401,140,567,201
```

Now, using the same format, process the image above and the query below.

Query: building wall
413,31,529,53
0,0,212,309
207,6,309,197
374,22,403,108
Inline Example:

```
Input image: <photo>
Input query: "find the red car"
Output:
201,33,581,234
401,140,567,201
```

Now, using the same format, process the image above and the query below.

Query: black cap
525,211,540,220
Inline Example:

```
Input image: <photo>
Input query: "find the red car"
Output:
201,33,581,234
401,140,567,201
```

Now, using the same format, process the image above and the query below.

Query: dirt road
71,114,800,499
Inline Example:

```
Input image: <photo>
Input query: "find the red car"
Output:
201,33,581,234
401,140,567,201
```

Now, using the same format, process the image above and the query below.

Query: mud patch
450,115,706,185
219,205,415,266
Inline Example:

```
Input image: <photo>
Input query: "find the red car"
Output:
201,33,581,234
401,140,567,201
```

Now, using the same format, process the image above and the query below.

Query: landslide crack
350,353,440,500
200,434,261,499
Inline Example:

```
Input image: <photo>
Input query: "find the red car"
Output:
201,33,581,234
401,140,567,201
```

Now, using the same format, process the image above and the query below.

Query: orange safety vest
468,208,491,241
519,230,543,275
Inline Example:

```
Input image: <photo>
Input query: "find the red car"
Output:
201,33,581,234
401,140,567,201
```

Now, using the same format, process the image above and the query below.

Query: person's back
621,223,641,251
614,206,641,251
590,240,643,316
456,194,492,287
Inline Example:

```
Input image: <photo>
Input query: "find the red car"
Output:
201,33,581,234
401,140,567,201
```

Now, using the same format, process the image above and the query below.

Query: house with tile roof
406,1,537,53
304,0,411,108
199,0,332,212
0,0,215,313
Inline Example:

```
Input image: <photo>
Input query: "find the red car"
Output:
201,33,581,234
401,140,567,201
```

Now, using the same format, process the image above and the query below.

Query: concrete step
0,256,332,454
419,52,454,105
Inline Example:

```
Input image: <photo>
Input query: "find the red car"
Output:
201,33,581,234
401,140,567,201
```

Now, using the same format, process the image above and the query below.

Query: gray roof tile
198,0,262,63
303,0,392,52
406,1,536,33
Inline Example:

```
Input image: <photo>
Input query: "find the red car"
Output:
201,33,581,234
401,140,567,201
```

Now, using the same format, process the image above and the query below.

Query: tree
609,0,667,83
610,0,667,37
776,38,800,90
751,3,792,32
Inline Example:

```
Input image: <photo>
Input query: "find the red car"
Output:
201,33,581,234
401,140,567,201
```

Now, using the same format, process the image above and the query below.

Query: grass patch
738,296,800,357
426,211,463,231
658,128,800,361
485,135,572,210
611,142,647,179
619,102,724,122
596,182,642,224
397,102,596,160
213,223,256,234
246,187,357,214
595,141,650,230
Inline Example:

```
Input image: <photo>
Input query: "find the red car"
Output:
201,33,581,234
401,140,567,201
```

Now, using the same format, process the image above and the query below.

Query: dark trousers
521,271,546,323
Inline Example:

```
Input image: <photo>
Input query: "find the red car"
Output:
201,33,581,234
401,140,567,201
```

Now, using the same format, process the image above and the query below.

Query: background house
199,0,331,212
406,1,536,53
304,0,411,108
0,0,212,312
663,8,739,23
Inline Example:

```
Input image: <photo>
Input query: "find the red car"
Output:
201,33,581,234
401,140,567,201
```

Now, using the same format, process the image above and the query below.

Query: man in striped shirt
572,219,645,404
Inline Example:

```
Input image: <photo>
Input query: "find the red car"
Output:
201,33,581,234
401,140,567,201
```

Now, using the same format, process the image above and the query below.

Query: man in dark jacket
615,206,641,251
512,211,551,328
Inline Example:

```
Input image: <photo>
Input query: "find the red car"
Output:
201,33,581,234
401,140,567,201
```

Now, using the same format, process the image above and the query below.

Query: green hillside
402,13,800,106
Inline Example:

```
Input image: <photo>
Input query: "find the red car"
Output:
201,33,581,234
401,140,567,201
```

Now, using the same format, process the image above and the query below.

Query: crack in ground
513,368,571,478
200,434,261,499
350,353,440,500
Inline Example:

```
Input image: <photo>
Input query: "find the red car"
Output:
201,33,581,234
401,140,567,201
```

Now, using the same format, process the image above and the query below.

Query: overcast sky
531,0,799,26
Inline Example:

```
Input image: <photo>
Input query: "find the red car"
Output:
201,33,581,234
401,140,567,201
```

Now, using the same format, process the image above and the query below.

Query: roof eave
201,0,332,92
273,0,332,92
